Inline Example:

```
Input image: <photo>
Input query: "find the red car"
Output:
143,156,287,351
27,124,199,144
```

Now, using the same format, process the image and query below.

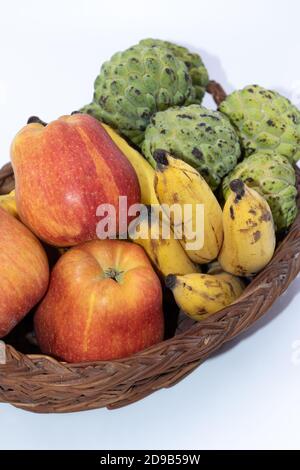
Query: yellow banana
0,190,18,218
165,271,244,320
131,205,200,277
154,151,223,264
207,261,245,297
102,123,158,205
218,179,276,276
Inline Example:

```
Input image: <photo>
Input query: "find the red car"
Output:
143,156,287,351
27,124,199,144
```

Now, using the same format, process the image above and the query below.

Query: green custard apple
223,151,297,231
142,104,241,190
81,43,198,146
139,38,209,101
219,84,300,164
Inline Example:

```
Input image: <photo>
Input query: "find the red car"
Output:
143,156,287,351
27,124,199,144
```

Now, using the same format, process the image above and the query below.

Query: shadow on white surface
197,48,235,95
213,275,300,358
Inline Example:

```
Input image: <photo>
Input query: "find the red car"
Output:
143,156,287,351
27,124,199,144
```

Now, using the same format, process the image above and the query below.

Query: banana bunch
165,269,245,320
154,151,223,264
0,190,18,218
131,205,199,277
103,125,200,276
96,129,276,313
102,123,158,205
218,179,276,276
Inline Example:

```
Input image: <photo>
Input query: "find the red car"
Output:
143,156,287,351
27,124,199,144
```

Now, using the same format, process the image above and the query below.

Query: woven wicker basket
0,82,299,413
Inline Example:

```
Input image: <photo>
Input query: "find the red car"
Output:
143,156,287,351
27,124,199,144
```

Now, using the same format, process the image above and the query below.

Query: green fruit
80,44,197,146
142,104,241,190
139,38,209,101
223,151,297,231
219,84,300,164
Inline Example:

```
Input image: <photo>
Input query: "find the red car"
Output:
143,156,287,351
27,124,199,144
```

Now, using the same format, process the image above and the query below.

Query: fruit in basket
80,43,197,146
154,151,223,263
11,114,140,247
34,240,164,362
165,271,244,320
139,38,209,101
130,205,199,277
0,207,49,337
142,104,240,190
0,190,18,218
222,151,297,231
219,84,300,164
207,261,245,296
218,179,276,276
101,123,158,205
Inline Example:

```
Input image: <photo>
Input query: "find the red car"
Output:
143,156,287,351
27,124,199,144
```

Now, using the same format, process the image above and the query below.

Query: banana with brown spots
165,270,245,320
131,205,200,277
218,179,276,276
153,151,223,264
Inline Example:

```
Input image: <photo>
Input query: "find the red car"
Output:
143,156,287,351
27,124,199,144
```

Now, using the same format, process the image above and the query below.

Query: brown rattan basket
0,82,299,414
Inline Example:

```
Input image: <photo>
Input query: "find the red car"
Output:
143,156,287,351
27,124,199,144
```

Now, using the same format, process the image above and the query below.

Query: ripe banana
207,261,245,297
154,151,223,264
218,179,276,276
131,205,199,277
165,271,244,320
0,190,18,218
102,123,158,205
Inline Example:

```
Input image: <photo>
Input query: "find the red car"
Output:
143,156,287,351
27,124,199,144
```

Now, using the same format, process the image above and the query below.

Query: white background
0,0,300,450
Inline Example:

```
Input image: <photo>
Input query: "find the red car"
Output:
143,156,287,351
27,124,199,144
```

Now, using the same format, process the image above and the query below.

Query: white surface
0,0,300,450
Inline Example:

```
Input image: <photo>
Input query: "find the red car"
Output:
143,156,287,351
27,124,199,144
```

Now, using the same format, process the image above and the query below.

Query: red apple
34,240,164,362
0,207,49,337
11,114,141,247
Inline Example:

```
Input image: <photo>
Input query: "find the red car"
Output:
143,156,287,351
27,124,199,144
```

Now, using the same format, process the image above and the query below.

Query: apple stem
27,116,47,126
103,268,124,283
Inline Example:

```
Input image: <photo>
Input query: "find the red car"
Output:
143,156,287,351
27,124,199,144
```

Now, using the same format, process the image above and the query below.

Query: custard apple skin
222,151,297,231
139,38,209,101
219,85,300,164
142,104,241,190
81,44,197,146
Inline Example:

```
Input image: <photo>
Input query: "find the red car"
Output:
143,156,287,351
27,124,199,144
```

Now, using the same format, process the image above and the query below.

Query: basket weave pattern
0,83,299,413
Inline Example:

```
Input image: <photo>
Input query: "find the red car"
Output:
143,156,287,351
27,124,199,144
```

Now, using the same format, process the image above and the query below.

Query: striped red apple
11,114,141,246
34,240,164,362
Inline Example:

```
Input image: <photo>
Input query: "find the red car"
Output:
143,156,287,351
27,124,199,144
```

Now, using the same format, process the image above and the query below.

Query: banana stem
153,149,169,167
165,274,177,289
229,179,245,201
